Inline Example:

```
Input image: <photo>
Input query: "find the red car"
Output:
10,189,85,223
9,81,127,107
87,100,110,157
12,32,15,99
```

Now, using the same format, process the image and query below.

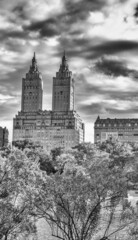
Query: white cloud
28,40,40,46
88,11,105,24
85,72,138,93
86,0,138,41
26,0,64,21
46,37,60,47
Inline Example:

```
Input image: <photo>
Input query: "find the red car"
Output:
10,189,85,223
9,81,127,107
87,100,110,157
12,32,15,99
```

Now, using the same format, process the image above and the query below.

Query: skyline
0,0,138,142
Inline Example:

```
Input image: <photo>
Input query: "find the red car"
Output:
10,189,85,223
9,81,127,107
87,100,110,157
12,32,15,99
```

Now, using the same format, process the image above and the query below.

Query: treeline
0,139,138,240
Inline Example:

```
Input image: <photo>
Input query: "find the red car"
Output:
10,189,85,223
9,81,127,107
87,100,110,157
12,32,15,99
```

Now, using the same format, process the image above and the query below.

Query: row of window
55,96,69,99
24,86,38,89
96,123,138,127
96,133,138,137
24,97,38,100
56,72,71,77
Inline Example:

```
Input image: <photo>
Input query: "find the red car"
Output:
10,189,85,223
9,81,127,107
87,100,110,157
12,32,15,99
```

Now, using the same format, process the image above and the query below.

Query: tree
51,147,63,161
98,138,133,168
27,143,137,240
36,151,56,174
0,148,41,240
24,148,56,175
12,140,43,151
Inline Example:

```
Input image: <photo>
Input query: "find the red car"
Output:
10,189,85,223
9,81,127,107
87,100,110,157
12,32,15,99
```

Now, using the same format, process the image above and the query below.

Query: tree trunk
4,234,8,240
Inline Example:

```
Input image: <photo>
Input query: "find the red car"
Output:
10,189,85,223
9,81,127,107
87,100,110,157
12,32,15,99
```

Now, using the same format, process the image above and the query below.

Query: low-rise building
94,116,138,143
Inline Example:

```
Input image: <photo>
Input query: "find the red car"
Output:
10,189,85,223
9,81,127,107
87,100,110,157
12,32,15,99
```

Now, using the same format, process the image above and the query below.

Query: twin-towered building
13,52,138,146
13,53,85,151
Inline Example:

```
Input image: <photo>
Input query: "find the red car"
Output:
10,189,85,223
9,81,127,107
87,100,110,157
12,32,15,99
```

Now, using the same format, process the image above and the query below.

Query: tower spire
60,50,68,72
30,52,38,72
62,50,67,63
32,52,37,64
63,50,66,57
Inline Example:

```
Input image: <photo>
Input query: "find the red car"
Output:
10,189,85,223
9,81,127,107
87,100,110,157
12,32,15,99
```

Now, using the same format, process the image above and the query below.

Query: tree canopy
0,148,41,240
27,142,138,240
0,140,138,240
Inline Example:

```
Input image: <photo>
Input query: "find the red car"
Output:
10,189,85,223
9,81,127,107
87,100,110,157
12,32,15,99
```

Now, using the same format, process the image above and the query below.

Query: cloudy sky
0,0,138,142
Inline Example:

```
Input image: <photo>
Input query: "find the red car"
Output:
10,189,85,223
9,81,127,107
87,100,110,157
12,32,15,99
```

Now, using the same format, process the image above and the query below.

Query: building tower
13,52,84,151
52,51,74,111
21,53,43,112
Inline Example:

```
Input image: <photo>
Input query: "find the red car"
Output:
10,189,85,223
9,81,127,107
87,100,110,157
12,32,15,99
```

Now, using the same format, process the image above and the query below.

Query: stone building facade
13,53,84,151
21,53,43,113
94,116,138,143
52,53,74,112
0,127,9,147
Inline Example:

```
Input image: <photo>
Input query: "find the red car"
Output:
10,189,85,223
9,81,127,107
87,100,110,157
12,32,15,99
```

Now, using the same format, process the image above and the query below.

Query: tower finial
63,50,66,57
32,52,36,62
30,52,38,72
59,50,69,72
62,50,67,64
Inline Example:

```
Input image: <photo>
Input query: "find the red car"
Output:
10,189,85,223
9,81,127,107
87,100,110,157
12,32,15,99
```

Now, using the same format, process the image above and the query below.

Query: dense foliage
0,140,138,240
0,148,41,240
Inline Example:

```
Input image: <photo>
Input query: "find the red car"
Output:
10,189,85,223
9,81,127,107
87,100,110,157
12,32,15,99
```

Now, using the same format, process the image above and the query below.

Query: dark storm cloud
106,91,138,102
74,74,106,103
134,4,138,20
23,0,108,38
64,0,127,23
78,102,138,117
12,3,27,20
119,0,128,2
24,18,60,38
64,0,107,23
23,12,85,38
88,40,138,59
78,103,107,115
74,72,138,106
0,30,28,42
106,106,138,115
94,56,136,77
56,38,138,60
74,70,138,119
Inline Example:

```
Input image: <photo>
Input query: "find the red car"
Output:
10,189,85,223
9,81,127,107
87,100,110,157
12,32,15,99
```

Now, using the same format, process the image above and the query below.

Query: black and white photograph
0,0,138,239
